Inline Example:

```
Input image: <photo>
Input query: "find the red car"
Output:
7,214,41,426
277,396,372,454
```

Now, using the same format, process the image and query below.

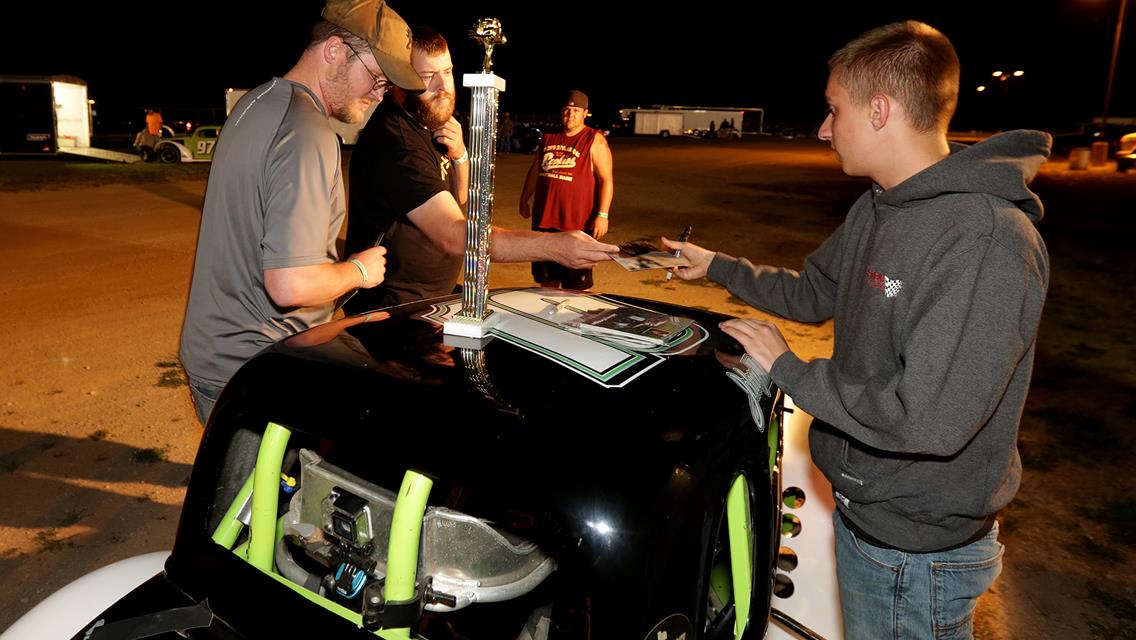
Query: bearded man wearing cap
344,31,620,312
179,0,422,425
519,90,615,290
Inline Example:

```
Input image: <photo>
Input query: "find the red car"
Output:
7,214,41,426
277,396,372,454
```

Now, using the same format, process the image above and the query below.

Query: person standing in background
519,90,614,290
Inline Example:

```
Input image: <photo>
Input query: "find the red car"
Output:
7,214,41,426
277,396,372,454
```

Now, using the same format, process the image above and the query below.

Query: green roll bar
210,422,434,637
727,474,753,640
383,470,434,638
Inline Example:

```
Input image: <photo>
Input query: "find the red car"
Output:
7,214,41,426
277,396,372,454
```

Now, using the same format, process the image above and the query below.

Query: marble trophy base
443,310,501,341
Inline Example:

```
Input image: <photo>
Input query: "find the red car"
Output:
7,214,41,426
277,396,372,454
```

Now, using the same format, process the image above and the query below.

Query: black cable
769,607,827,640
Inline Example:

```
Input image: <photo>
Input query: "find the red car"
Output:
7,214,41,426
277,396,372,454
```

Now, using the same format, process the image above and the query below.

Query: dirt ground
0,136,1133,637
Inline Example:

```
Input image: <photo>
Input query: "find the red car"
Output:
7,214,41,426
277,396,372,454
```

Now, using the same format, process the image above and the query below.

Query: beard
326,63,372,124
405,90,454,130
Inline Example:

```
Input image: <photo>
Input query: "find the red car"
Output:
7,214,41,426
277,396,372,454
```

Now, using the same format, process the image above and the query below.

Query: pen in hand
666,225,693,282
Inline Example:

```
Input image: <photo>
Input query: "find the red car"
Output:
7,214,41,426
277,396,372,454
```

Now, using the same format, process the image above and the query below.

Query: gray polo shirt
179,78,345,388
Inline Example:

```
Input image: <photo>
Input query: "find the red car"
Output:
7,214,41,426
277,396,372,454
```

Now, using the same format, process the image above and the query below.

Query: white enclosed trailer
619,106,764,137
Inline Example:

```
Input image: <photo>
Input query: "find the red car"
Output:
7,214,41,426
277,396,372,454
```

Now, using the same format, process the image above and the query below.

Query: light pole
1100,0,1129,137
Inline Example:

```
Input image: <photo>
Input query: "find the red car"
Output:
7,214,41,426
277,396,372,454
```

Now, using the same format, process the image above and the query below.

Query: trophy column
444,19,507,341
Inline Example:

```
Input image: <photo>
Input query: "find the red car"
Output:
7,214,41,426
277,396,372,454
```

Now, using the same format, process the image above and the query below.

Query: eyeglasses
343,41,394,94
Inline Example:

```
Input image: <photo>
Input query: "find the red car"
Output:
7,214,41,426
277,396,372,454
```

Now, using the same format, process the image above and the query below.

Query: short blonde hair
829,21,960,133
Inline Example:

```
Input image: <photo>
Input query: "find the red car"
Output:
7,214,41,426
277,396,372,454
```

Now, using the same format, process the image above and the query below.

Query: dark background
3,0,1133,135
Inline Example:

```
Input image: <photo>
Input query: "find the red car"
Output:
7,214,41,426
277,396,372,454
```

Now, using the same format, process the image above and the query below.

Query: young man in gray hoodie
665,21,1049,639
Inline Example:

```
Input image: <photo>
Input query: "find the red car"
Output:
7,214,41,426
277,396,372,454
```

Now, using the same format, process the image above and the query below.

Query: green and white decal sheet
419,288,707,388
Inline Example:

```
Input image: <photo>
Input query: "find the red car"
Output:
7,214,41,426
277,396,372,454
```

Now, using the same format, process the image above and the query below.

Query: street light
987,69,1026,129
1100,0,1129,136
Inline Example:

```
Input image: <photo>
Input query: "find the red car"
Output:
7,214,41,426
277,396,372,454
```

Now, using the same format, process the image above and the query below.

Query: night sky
4,0,1133,134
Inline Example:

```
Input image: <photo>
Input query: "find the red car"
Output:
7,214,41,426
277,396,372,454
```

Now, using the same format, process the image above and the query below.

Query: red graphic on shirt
865,268,903,298
865,269,885,290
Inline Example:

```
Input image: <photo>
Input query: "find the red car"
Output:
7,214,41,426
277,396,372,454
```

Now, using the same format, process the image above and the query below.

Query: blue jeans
188,377,223,426
833,510,1003,640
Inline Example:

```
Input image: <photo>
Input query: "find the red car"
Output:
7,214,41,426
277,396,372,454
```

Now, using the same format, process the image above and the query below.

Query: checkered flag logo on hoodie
884,276,903,298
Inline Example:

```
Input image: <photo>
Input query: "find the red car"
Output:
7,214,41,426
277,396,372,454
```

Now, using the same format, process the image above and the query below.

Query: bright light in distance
587,520,614,535
992,70,1003,77
977,85,987,92
1013,70,1025,77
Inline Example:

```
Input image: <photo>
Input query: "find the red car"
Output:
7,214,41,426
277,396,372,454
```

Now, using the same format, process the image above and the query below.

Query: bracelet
451,149,469,166
349,258,368,286
595,212,609,219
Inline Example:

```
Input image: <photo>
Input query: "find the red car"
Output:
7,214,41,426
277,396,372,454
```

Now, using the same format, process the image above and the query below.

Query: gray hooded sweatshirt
708,130,1051,552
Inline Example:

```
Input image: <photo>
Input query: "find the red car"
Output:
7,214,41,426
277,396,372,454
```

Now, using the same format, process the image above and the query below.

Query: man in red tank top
519,90,615,289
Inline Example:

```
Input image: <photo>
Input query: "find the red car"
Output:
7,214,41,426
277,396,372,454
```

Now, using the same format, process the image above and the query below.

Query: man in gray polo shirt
179,0,424,425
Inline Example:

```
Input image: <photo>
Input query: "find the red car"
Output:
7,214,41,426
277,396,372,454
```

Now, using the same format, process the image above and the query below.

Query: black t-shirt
345,100,460,313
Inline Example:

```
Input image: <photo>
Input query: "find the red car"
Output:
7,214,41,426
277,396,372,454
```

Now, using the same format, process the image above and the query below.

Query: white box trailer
0,75,91,153
628,109,686,137
225,87,374,145
620,106,764,137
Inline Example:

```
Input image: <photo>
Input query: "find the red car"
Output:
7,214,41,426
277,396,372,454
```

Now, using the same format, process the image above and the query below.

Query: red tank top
532,127,598,231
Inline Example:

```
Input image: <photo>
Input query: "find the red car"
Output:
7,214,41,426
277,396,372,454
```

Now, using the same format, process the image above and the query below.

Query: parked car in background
157,125,221,163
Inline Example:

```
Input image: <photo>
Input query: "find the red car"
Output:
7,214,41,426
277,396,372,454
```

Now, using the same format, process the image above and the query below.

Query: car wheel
660,130,670,138
158,145,181,163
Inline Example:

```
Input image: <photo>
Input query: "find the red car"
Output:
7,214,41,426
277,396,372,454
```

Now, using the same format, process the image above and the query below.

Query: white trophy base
443,310,501,339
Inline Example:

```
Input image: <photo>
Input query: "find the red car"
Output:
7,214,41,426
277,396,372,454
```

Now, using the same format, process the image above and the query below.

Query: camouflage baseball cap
322,0,425,92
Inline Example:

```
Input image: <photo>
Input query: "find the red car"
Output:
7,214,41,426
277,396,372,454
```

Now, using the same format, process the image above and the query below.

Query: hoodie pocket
840,439,912,503
839,440,866,487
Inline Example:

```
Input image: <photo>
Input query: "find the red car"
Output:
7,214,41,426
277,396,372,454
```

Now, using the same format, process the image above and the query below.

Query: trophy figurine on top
443,18,508,343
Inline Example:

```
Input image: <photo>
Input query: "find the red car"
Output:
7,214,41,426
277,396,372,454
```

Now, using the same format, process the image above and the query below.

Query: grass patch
998,497,1030,535
56,508,88,527
1019,406,1125,468
157,369,187,388
131,447,166,464
33,529,71,553
0,159,210,192
1085,583,1136,636
156,358,187,388
1070,342,1108,358
1075,533,1123,563
1092,498,1136,546
1018,435,1055,472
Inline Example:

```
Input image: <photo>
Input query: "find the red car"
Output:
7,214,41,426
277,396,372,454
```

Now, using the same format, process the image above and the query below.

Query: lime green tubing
248,422,292,571
727,475,753,640
383,470,434,637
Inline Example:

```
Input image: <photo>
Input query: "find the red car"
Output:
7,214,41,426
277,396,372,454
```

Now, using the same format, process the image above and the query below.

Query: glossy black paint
102,293,782,639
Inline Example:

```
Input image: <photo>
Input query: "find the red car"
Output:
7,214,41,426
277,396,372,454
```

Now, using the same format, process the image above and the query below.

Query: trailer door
0,81,55,153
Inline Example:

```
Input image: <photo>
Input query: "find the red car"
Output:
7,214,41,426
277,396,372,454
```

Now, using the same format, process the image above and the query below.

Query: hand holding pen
665,226,693,282
660,231,716,281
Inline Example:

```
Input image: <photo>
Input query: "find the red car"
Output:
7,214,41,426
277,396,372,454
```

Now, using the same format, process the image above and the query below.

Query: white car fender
0,551,168,640
158,140,192,162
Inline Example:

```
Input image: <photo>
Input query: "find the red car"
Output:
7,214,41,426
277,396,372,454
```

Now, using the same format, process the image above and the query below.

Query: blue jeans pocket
930,524,1004,638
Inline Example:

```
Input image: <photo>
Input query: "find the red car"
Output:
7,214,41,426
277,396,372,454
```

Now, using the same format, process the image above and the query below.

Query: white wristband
451,149,469,166
350,258,368,285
